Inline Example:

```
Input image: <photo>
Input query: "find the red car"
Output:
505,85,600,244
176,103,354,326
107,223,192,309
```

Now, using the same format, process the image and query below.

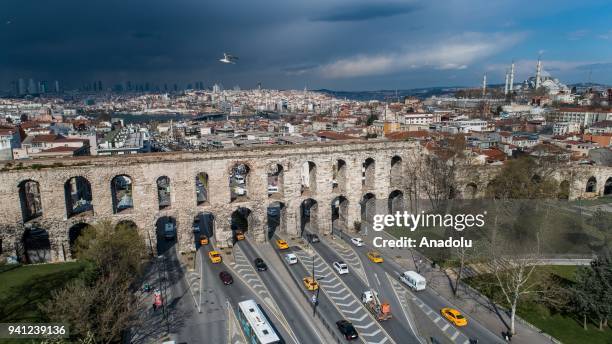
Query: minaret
504,70,509,95
535,57,542,90
482,73,487,97
509,62,515,93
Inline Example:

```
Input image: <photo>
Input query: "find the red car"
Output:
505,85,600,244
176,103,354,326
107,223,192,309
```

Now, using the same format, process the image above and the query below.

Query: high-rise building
18,78,26,96
27,78,37,94
54,80,61,93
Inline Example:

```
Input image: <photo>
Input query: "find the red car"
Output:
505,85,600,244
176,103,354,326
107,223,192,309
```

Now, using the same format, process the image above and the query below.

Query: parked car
219,271,233,285
254,258,268,271
336,320,359,341
267,206,280,216
302,276,319,291
267,185,279,194
235,230,245,241
200,235,209,245
351,237,364,246
441,308,468,327
333,261,349,275
235,175,246,184
284,253,298,265
307,234,320,243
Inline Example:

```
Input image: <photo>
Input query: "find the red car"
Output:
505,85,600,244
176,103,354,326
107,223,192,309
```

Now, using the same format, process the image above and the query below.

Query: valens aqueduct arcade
1,140,611,263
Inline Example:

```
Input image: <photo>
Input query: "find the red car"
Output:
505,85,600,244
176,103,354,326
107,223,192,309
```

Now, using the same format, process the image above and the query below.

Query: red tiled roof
316,131,356,140
386,130,430,140
41,146,80,153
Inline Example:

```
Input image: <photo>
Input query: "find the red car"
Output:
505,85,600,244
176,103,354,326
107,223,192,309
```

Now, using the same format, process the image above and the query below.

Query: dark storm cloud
311,2,420,22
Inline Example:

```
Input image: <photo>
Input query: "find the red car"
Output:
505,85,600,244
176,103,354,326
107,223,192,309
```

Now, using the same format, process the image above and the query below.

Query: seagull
219,52,238,64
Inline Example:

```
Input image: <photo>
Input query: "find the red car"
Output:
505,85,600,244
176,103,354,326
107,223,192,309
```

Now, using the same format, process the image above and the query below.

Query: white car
351,237,364,247
333,261,349,275
284,253,298,265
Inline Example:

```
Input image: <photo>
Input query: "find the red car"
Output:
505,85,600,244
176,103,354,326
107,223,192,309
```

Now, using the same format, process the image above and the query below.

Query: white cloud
316,32,525,78
599,30,612,40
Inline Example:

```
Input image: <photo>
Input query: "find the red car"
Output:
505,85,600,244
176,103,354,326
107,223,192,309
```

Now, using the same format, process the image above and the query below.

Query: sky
2,0,612,91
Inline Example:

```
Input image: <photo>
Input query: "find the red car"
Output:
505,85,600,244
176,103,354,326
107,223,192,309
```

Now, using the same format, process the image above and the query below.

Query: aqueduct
0,140,610,263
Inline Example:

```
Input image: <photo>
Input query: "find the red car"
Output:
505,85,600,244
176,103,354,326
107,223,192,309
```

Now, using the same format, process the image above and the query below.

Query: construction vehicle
361,289,392,321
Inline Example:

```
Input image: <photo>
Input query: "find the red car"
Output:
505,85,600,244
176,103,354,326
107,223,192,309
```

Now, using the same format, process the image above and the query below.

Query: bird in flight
219,52,238,64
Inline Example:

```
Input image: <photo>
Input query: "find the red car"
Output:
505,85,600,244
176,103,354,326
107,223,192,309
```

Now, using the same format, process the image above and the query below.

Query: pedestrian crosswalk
293,250,392,344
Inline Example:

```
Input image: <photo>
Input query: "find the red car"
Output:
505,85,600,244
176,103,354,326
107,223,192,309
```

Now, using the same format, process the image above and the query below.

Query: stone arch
300,198,318,236
360,193,376,231
231,207,254,240
585,176,597,193
331,196,349,231
464,183,478,199
558,180,570,200
333,159,347,193
115,219,138,231
301,161,317,196
21,227,51,263
155,216,176,254
111,175,133,214
390,156,403,187
267,163,284,198
195,172,209,206
64,176,93,218
156,176,171,210
68,222,93,257
604,178,612,196
193,211,215,248
363,158,376,190
267,201,286,239
388,190,405,215
18,179,43,222
229,162,251,202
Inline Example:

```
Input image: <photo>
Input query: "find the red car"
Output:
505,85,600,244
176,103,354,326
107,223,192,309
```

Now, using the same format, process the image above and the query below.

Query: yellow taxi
441,308,468,327
367,251,384,263
208,250,222,264
235,230,245,241
276,239,289,250
302,276,319,291
200,235,209,245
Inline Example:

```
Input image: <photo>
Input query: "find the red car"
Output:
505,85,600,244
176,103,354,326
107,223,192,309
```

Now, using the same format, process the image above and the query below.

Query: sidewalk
360,229,559,344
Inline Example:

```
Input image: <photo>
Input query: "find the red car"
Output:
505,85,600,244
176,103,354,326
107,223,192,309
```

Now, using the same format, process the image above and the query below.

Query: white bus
237,300,281,344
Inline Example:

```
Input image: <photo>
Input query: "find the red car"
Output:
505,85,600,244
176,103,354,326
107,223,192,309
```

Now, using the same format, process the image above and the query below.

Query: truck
399,271,426,291
361,290,391,321
164,223,175,240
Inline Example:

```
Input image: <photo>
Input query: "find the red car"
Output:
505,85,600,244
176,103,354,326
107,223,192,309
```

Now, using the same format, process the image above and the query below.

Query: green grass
465,266,612,344
0,262,86,322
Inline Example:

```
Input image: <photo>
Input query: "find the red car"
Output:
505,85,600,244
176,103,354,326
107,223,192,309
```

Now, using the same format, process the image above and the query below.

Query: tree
571,265,600,330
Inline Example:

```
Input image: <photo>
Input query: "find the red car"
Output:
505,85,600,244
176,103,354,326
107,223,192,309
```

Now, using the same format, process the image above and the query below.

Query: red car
219,271,233,285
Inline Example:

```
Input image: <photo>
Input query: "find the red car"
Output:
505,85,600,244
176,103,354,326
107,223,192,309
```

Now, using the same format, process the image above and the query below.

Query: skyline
2,0,612,90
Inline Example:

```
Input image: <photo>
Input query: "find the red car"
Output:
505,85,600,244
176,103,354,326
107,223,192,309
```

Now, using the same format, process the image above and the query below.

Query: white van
284,253,298,265
399,271,426,291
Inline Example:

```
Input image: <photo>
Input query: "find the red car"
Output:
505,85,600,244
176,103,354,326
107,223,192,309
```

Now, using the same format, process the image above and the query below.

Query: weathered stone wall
0,140,418,261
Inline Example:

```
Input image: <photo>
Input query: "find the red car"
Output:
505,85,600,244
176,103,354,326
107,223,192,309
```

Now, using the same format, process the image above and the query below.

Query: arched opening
360,193,376,232
19,180,42,222
465,183,478,199
390,156,403,187
193,212,214,249
301,161,317,196
267,202,286,239
231,207,252,240
333,159,347,193
300,199,318,236
363,158,376,190
388,190,404,215
195,172,209,206
155,216,176,254
230,163,250,202
115,220,138,231
68,223,93,257
156,176,171,210
331,196,349,232
267,163,284,198
111,175,133,214
604,178,612,196
22,227,51,263
558,180,570,200
64,176,93,218
585,176,597,193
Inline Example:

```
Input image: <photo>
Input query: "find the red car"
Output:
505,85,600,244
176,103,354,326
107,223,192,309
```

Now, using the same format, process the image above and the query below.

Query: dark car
219,271,233,285
336,320,358,341
307,234,320,243
254,258,268,271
